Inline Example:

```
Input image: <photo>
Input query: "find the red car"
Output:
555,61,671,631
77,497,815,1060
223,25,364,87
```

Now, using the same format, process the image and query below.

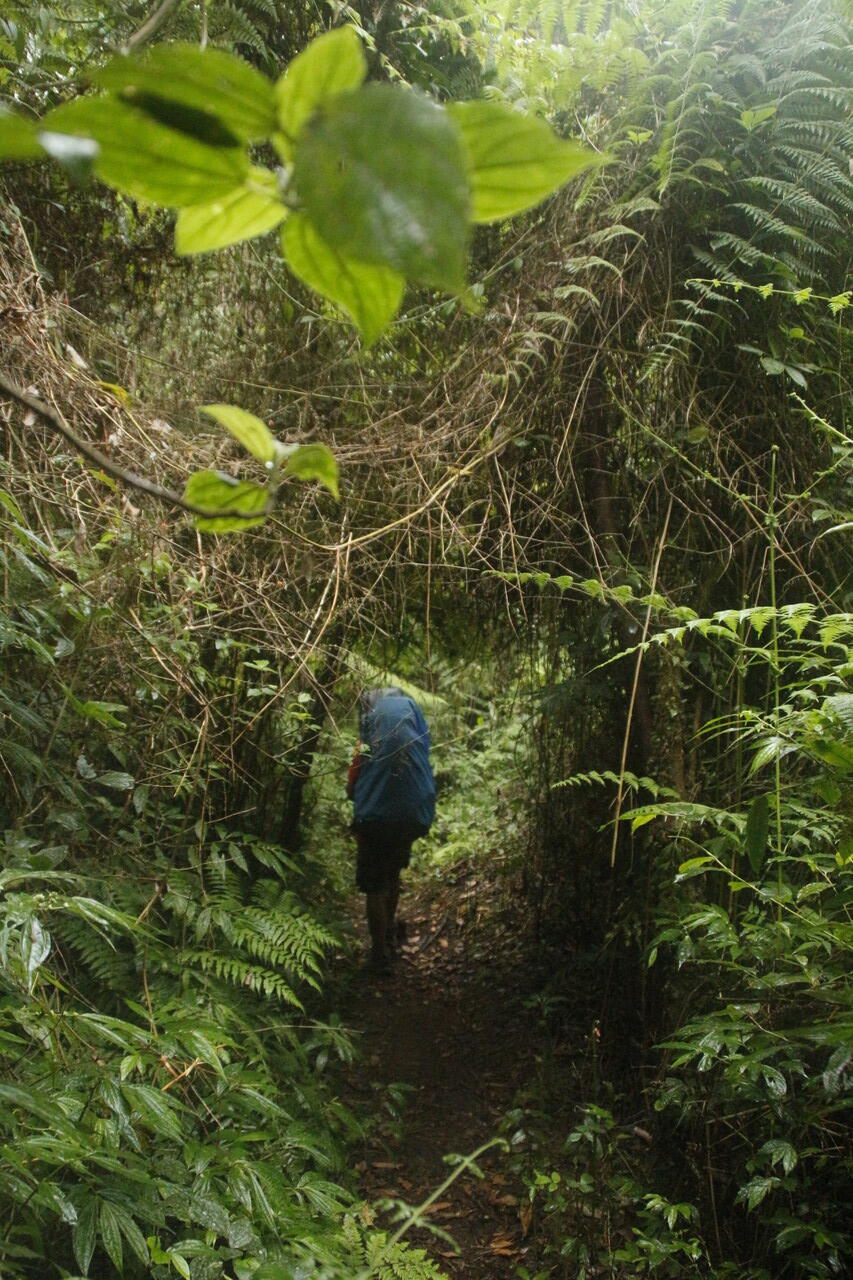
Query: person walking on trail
347,686,435,975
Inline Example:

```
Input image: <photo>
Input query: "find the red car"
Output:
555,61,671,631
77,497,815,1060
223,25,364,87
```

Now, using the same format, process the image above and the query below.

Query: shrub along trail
335,859,545,1278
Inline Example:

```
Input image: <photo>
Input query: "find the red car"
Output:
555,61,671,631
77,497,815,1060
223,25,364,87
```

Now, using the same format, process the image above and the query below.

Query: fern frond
232,907,333,986
739,178,842,230
54,913,134,988
182,950,304,1007
729,203,821,245
241,0,278,17
824,694,853,737
361,1228,450,1280
552,769,678,798
212,1,267,55
689,250,747,285
707,231,772,267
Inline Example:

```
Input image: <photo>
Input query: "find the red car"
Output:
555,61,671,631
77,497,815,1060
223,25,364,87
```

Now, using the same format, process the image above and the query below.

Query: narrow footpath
337,860,544,1278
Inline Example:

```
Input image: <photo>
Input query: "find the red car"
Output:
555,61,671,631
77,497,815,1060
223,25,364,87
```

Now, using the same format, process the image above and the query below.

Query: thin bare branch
122,0,184,52
0,372,266,523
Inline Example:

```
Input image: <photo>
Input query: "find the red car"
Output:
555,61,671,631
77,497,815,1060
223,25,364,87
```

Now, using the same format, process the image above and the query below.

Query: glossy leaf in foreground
39,98,248,206
184,470,269,532
282,213,404,345
0,109,44,160
275,27,366,158
176,167,286,254
284,443,339,499
295,84,470,292
96,44,276,143
448,100,600,223
200,404,277,464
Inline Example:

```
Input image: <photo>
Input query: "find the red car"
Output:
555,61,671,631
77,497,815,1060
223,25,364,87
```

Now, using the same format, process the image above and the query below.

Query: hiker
347,686,436,974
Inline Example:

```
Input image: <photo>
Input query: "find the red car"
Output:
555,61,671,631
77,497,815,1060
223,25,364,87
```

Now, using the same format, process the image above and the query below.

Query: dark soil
337,861,545,1278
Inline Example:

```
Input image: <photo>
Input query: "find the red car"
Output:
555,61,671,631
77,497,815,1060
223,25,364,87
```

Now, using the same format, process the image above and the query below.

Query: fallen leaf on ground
488,1233,520,1257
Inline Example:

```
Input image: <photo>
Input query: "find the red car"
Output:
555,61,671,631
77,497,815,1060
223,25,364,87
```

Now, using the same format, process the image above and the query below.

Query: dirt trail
338,863,542,1278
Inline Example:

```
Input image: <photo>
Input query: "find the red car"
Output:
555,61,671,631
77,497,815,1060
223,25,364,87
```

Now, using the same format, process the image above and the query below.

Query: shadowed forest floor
335,861,551,1278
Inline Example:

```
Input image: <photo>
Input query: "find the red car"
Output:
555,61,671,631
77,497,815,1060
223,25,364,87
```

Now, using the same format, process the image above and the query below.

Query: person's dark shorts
354,820,425,893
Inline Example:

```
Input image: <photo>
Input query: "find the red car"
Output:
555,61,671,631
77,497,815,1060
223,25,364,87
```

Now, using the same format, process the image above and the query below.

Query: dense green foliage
1,0,851,1278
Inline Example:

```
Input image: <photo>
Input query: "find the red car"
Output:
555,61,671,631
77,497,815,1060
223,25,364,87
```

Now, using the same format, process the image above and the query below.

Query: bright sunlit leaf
275,27,366,158
96,44,276,142
184,470,269,532
199,404,277,464
284,443,339,499
176,167,285,254
448,100,601,223
40,98,248,206
0,108,45,160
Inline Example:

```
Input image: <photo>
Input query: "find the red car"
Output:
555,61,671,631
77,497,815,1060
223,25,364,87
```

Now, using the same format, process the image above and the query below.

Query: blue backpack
353,691,436,832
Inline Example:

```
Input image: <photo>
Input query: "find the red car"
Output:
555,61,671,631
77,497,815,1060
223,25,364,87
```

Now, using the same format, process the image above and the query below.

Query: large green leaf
96,771,135,790
744,793,769,875
448,100,600,223
122,1083,184,1140
282,213,404,345
200,404,277,464
295,84,470,292
39,98,248,206
21,916,51,989
275,26,366,158
284,443,339,499
73,1199,98,1276
176,168,285,254
110,1203,149,1266
96,44,276,142
183,470,269,532
0,108,44,160
0,1084,77,1131
98,1201,124,1273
